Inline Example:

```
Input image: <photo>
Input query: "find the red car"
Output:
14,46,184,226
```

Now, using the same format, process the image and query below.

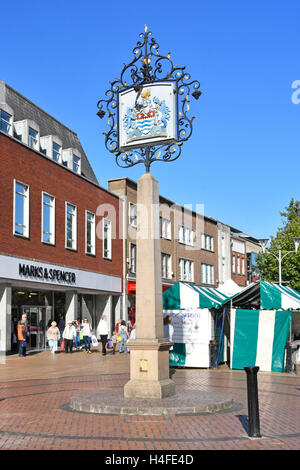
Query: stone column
0,284,12,354
124,173,175,399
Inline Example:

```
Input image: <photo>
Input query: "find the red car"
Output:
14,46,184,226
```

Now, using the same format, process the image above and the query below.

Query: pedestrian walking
17,314,28,357
82,318,92,353
110,331,118,354
57,314,65,346
46,321,60,354
63,321,76,353
98,315,109,356
74,319,83,351
119,320,129,354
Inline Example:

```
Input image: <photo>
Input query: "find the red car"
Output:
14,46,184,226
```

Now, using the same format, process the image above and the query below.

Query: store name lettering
19,264,76,284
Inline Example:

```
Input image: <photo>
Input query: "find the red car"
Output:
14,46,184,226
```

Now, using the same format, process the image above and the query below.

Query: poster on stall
163,309,213,368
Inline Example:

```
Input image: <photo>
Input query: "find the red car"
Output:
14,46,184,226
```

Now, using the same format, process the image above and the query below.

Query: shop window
86,211,95,255
65,202,77,250
14,180,29,238
42,192,55,244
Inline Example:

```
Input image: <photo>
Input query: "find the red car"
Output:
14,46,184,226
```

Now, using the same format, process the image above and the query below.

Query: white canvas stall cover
163,309,213,367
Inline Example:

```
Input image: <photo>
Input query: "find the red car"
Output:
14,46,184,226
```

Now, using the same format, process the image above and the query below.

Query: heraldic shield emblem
120,83,175,148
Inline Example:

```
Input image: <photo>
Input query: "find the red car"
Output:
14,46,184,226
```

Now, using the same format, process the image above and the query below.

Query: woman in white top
98,315,109,356
82,318,92,353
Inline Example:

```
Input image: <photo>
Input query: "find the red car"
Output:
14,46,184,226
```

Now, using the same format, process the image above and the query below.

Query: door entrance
22,306,52,350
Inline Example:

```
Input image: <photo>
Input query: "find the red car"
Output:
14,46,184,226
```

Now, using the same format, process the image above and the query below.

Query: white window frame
201,233,214,251
0,109,12,134
52,141,61,163
232,255,236,274
161,217,171,240
103,218,112,260
42,192,55,245
178,225,194,246
161,253,172,279
179,258,194,282
237,256,241,274
13,180,29,238
201,263,214,285
28,127,38,150
85,210,96,255
129,202,137,228
73,154,81,174
65,202,77,250
242,257,245,275
129,243,136,274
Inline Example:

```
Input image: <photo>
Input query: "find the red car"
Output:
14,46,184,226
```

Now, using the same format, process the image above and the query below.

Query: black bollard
209,340,218,368
244,366,261,438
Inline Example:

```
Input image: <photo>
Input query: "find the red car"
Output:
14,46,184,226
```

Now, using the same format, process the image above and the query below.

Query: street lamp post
258,237,300,285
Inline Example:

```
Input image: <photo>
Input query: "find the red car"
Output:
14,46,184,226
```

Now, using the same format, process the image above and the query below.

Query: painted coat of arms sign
119,82,176,150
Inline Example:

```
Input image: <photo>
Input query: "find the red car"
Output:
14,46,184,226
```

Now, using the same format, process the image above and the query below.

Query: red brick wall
0,133,122,278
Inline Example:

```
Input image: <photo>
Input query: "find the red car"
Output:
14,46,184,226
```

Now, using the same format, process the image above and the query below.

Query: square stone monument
124,173,176,399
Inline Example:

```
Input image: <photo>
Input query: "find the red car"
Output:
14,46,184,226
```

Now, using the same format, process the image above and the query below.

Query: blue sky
1,0,299,239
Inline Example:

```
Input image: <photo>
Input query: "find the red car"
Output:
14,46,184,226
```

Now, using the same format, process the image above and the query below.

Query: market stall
228,281,300,372
163,282,230,367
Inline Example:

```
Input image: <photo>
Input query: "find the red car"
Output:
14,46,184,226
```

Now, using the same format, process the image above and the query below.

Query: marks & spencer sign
19,263,76,284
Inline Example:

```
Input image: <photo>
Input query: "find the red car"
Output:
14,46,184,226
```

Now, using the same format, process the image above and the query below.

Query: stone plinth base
69,389,235,416
124,378,175,399
124,338,175,399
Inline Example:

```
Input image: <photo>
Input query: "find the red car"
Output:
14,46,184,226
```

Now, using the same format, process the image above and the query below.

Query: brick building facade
0,81,123,354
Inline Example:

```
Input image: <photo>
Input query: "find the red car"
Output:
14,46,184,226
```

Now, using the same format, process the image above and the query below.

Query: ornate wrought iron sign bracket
97,25,201,173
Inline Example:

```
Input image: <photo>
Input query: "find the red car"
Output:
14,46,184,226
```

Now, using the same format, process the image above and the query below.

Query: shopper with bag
62,321,76,353
47,321,60,355
82,318,92,354
98,315,109,356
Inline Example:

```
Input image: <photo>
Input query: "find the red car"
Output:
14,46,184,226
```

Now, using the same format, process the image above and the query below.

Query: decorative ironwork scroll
97,25,201,172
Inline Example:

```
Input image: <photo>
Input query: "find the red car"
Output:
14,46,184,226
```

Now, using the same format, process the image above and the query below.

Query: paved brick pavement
0,347,299,451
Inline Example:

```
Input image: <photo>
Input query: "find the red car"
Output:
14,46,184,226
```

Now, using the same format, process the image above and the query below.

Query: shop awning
228,280,300,310
163,282,230,310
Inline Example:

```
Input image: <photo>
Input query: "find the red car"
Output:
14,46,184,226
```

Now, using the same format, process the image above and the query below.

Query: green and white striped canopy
163,282,230,310
230,309,292,372
228,280,300,310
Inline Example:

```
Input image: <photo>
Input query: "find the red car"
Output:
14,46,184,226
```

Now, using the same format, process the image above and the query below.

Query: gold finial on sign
144,24,148,32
